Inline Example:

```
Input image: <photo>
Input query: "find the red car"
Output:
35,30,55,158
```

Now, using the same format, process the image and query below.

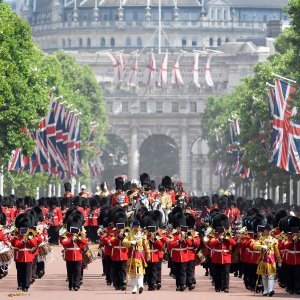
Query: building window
263,15,267,22
87,38,91,48
106,102,113,113
182,38,187,47
156,102,163,113
217,8,221,20
62,38,65,48
140,102,147,113
224,9,227,20
192,37,197,46
225,37,230,43
101,38,106,47
126,37,131,47
79,38,83,47
190,102,197,113
209,37,214,46
68,38,72,47
172,102,179,113
122,102,129,113
110,37,115,47
137,37,142,47
210,9,214,20
217,38,222,46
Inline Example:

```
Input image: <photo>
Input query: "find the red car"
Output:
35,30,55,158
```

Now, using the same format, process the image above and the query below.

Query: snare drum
38,242,52,257
0,247,13,263
82,248,95,265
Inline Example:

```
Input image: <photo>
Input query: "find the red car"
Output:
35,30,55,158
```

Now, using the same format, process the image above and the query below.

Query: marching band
0,173,299,296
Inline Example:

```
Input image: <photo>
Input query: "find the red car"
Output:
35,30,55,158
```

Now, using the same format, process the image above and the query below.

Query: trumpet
186,230,199,240
25,229,37,240
220,229,233,240
77,230,86,240
119,227,131,237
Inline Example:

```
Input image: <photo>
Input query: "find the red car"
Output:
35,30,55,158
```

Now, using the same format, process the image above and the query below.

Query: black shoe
120,285,126,291
69,287,72,291
289,291,294,295
224,288,229,293
239,274,243,278
269,291,274,297
295,290,300,295
157,283,161,290
205,271,209,276
115,286,121,290
22,288,28,292
132,292,136,294
148,286,155,291
106,282,112,286
17,286,22,291
139,287,143,294
215,288,221,292
74,287,79,291
179,285,186,291
234,273,238,277
188,284,195,290
79,281,83,286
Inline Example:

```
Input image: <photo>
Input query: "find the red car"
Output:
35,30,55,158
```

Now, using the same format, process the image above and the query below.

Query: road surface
0,246,295,300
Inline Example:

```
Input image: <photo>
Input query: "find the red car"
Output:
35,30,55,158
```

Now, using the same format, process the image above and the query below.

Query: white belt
246,249,259,254
285,250,300,254
187,247,195,250
172,248,187,251
53,216,58,218
18,248,35,252
113,246,126,249
212,249,230,253
65,248,80,251
150,249,158,253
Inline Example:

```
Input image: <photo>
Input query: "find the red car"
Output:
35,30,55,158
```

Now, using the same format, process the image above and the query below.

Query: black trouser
36,260,45,277
186,260,196,286
32,255,38,279
146,261,161,287
16,262,32,289
213,263,230,290
48,226,59,245
112,260,127,288
66,261,82,289
173,262,188,287
286,264,300,292
103,256,113,284
278,263,287,287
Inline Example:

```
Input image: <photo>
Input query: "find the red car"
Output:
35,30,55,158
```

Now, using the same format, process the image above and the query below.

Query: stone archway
101,134,129,188
139,134,179,184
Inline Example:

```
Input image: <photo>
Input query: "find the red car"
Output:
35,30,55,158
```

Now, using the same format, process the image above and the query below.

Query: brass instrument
77,230,86,240
25,229,37,240
119,227,131,237
275,232,288,242
203,226,215,243
292,233,300,242
186,230,199,240
220,229,233,240
59,225,67,237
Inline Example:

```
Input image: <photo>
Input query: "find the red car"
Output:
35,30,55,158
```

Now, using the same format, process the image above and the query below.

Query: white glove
261,245,268,250
131,241,137,245
278,262,282,268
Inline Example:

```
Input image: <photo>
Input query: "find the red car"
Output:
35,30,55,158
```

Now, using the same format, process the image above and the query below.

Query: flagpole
272,73,296,84
266,82,275,88
158,0,161,54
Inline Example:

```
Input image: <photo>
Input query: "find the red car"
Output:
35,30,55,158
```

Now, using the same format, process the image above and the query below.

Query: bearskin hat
162,176,172,190
273,209,288,228
50,197,59,207
32,206,44,223
185,213,195,229
115,177,125,190
246,207,260,217
279,216,300,233
150,180,156,190
97,206,112,227
16,198,25,209
60,197,70,209
90,198,99,208
172,213,186,228
64,182,72,193
15,213,31,229
212,213,229,230
140,173,151,186
72,196,82,207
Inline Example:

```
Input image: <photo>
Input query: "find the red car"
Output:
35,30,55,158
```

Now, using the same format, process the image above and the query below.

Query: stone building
13,0,287,193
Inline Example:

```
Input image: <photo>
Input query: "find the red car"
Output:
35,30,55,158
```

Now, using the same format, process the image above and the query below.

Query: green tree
0,4,49,162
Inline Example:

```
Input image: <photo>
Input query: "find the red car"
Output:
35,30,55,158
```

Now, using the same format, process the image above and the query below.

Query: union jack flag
271,79,300,174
